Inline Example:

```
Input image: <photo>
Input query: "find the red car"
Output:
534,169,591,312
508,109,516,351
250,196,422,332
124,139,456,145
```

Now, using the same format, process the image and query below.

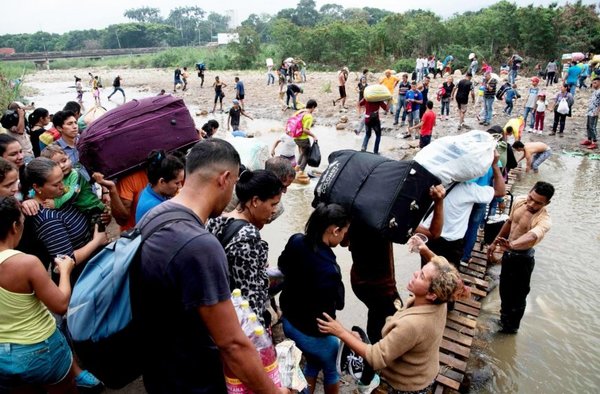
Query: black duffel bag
313,150,441,244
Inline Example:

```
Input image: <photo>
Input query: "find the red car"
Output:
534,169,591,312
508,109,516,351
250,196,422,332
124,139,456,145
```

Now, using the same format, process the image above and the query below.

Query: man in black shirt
134,139,284,394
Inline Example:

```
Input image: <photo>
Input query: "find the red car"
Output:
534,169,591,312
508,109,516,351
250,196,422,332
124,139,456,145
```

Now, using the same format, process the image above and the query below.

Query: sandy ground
23,67,599,159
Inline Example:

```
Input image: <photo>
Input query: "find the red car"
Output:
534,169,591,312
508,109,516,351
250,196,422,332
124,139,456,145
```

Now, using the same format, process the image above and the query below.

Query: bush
393,59,415,74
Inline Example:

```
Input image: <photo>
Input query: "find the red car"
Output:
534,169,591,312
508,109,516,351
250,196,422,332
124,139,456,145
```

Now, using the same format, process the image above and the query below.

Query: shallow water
24,80,600,393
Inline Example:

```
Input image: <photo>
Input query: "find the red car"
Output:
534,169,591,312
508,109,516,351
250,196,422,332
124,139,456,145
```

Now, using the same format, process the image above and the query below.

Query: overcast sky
2,0,597,35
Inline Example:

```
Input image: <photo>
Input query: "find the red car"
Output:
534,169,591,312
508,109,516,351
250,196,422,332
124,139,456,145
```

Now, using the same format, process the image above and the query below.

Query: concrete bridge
0,47,169,68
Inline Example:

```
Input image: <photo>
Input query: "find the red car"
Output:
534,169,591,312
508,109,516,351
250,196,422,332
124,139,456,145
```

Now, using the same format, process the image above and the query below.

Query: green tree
229,26,261,69
124,7,163,23
167,6,206,45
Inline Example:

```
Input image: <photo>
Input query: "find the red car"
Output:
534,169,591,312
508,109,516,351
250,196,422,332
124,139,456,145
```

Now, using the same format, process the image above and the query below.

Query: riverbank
22,68,598,159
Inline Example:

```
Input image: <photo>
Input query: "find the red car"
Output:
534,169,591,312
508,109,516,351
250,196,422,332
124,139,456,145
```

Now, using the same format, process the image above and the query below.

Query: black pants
546,72,556,86
421,237,464,268
552,110,567,133
499,250,535,330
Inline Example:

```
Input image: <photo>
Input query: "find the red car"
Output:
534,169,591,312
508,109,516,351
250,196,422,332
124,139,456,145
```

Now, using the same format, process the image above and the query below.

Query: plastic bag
557,98,570,115
414,130,495,186
276,340,307,392
229,138,270,171
307,141,321,167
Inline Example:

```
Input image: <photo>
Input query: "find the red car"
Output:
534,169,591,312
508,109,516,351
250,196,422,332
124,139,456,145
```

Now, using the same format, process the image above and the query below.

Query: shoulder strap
0,249,22,265
139,208,201,242
422,182,458,222
218,219,250,247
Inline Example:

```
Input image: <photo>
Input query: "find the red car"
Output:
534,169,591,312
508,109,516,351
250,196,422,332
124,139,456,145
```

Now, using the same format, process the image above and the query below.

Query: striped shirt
33,203,90,261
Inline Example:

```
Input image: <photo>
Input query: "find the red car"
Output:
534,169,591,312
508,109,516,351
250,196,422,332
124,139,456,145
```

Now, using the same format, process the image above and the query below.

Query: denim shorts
282,317,339,385
0,328,73,390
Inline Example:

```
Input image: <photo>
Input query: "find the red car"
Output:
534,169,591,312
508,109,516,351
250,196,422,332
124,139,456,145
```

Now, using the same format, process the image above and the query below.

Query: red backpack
285,111,306,138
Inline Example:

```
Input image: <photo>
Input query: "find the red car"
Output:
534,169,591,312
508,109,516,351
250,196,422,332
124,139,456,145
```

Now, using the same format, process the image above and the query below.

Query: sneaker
536,130,543,135
75,370,104,393
588,143,598,149
354,129,360,136
337,326,370,380
392,122,398,126
550,131,556,136
356,374,380,394
527,127,533,133
400,122,405,127
581,139,592,146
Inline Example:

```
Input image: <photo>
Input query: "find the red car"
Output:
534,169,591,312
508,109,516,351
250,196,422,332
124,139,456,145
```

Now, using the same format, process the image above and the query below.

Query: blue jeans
362,117,382,153
286,89,297,109
267,72,275,85
523,106,535,128
587,115,598,141
509,69,518,84
484,97,494,123
531,149,552,171
504,101,514,115
568,83,577,96
0,329,72,390
461,203,487,262
394,95,407,123
282,318,339,385
578,75,588,88
441,99,450,116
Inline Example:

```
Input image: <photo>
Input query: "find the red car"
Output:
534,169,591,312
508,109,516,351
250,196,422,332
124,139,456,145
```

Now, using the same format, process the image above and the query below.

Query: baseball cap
232,99,239,105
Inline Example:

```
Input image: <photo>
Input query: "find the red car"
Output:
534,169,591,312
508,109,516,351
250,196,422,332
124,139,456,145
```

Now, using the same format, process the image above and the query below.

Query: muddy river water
24,77,600,393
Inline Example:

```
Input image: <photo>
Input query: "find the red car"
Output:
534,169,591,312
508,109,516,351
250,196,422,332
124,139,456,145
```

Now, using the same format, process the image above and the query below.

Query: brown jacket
365,297,446,391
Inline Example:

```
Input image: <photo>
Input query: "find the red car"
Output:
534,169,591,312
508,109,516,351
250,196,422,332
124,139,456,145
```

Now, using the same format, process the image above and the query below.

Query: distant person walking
75,76,84,105
211,76,227,113
234,77,246,109
333,67,349,109
545,59,558,87
173,66,183,92
107,75,126,101
196,62,206,88
181,67,189,91
452,72,475,130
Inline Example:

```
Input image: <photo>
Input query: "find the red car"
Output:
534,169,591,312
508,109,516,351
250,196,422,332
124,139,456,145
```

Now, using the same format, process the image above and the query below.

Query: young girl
278,203,350,394
440,76,454,120
27,108,51,157
75,76,83,105
534,92,548,134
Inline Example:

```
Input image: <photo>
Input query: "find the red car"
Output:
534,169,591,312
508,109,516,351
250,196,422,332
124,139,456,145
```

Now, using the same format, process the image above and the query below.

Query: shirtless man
512,141,552,173
487,181,553,333
333,66,349,109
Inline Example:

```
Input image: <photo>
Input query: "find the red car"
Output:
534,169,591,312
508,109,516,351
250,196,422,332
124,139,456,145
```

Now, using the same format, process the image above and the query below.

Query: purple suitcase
78,95,198,178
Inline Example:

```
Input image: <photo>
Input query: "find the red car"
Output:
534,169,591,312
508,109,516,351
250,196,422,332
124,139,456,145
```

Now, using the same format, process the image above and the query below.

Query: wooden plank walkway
432,168,522,393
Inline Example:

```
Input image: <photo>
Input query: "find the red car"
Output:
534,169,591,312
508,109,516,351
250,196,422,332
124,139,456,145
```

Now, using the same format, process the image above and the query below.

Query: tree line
1,1,599,72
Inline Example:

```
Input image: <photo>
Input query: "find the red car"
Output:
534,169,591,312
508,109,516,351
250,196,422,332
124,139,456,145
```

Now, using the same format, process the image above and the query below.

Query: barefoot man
512,141,552,173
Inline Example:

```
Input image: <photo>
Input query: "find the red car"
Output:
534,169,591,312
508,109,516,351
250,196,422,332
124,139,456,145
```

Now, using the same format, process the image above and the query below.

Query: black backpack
496,83,511,100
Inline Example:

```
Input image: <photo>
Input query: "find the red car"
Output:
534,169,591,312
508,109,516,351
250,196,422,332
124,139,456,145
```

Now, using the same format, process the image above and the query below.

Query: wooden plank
468,285,487,298
433,384,445,394
459,266,484,279
445,320,475,336
440,338,470,358
447,310,477,329
439,352,468,372
440,369,464,384
457,296,481,309
460,273,489,289
435,373,461,391
444,327,473,347
467,263,486,274
454,302,479,317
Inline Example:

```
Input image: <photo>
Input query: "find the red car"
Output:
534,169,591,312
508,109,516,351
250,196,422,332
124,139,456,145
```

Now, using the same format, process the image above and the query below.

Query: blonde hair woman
318,245,468,394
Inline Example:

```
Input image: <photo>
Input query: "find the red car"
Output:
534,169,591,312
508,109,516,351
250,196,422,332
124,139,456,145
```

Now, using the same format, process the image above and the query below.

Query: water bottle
236,299,252,324
231,288,244,309
242,313,260,337
251,327,281,388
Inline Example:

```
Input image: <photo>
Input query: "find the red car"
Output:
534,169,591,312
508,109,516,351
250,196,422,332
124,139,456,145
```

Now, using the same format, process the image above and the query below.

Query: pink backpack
285,111,306,138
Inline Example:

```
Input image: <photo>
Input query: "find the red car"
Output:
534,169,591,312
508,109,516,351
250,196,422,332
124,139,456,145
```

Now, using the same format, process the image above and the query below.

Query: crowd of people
0,51,570,394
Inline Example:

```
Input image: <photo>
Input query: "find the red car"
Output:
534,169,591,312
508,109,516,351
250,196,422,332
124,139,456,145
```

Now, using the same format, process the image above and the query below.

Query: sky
2,0,597,35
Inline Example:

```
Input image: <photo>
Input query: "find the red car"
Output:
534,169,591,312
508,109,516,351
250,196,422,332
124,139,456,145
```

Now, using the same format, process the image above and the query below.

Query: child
227,99,253,132
75,76,83,105
92,76,101,106
504,83,520,115
524,77,541,132
40,145,105,216
409,100,436,148
271,133,297,167
534,92,548,134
